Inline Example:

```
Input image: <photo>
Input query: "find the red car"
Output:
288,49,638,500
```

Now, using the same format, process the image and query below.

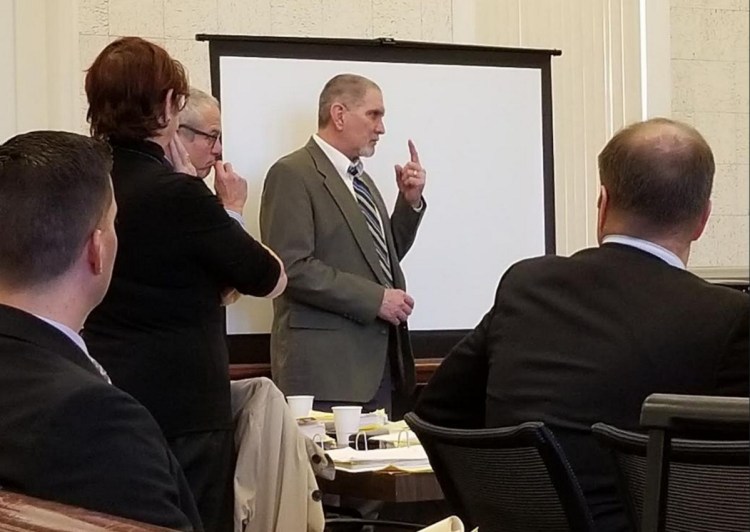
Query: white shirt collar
34,314,112,383
312,134,358,182
602,234,685,269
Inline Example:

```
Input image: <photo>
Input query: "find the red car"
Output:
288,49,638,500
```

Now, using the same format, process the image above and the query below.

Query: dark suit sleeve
415,310,492,429
170,177,281,297
35,385,202,531
260,160,384,323
714,298,750,396
390,193,425,260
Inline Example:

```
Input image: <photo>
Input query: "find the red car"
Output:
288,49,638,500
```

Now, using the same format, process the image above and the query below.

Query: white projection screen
199,36,558,357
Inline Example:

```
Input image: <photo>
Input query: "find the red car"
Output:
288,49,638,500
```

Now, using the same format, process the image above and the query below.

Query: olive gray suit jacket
260,138,424,403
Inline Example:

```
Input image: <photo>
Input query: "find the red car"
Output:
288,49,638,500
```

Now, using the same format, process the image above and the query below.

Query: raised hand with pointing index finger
394,139,426,208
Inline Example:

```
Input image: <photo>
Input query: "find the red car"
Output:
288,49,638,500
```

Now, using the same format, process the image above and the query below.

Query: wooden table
0,491,173,531
317,468,444,503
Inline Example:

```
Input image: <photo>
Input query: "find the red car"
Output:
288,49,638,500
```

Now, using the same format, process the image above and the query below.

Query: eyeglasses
179,125,221,148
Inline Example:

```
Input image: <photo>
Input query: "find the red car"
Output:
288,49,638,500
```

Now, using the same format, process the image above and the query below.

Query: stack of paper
369,429,419,448
418,516,467,532
308,409,388,432
326,445,432,473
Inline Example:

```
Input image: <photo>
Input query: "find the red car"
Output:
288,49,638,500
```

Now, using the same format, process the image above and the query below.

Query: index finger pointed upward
408,139,420,164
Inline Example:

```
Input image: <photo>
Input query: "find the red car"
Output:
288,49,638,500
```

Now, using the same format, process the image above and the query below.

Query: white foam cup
332,405,362,447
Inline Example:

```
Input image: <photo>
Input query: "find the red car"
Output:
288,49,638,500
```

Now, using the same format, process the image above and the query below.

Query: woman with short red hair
83,37,286,532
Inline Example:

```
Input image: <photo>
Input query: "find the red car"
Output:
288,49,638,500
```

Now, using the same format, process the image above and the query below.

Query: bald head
598,118,714,237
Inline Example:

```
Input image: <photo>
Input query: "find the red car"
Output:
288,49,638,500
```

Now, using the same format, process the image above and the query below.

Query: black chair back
404,413,596,532
593,394,749,532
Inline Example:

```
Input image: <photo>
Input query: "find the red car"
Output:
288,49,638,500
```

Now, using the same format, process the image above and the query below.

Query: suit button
381,328,388,335
311,490,322,502
311,454,322,464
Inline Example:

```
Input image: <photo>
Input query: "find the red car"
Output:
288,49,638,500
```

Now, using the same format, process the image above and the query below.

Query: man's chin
359,146,376,158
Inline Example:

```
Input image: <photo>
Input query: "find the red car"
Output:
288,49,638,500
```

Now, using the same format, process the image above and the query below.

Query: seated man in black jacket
0,131,202,531
415,118,749,532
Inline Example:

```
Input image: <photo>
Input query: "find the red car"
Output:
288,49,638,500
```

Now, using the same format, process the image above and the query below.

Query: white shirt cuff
225,208,245,228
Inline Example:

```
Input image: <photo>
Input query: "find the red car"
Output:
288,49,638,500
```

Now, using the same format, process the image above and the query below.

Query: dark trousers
168,429,235,532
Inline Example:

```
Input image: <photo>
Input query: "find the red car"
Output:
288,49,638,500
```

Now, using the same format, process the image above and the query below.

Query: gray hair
179,87,220,127
318,74,380,128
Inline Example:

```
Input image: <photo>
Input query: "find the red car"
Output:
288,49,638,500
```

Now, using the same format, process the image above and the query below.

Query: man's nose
212,137,222,156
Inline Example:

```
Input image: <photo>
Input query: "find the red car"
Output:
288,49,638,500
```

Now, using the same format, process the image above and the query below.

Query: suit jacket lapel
305,139,390,286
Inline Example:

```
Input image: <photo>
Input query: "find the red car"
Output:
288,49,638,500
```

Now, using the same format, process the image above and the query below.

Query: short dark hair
318,74,380,127
85,37,189,141
0,131,113,288
598,117,714,232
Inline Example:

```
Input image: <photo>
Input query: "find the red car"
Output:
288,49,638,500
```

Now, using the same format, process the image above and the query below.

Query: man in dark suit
0,131,202,531
415,118,749,531
260,73,427,414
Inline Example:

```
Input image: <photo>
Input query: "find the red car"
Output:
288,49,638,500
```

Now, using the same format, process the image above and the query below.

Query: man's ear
690,200,712,241
596,185,609,243
330,102,346,131
86,229,104,276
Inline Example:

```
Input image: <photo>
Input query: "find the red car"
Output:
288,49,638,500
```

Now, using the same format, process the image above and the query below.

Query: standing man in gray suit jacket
260,73,427,415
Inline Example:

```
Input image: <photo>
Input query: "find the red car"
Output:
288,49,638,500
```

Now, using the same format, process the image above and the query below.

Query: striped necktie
348,162,394,288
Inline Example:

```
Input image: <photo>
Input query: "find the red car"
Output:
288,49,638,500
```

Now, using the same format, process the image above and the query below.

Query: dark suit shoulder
26,379,197,530
497,245,748,317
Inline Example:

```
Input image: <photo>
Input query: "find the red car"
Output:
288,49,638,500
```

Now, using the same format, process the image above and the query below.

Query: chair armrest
640,394,749,431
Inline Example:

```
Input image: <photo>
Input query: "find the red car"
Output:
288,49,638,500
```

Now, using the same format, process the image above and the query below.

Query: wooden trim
229,357,443,386
227,331,465,365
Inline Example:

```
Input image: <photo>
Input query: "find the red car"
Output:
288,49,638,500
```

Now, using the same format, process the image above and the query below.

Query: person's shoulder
680,273,749,308
160,171,215,198
504,252,571,276
50,375,160,436
268,144,314,174
262,146,318,196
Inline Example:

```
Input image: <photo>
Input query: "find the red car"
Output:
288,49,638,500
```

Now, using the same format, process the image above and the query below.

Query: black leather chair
404,413,596,532
592,393,749,532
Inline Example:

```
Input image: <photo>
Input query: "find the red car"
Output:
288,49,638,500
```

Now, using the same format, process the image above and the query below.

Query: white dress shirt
602,234,685,269
312,134,387,232
35,314,112,383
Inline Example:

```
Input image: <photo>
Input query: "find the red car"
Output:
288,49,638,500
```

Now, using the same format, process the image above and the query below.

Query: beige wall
77,0,455,132
670,0,749,273
2,0,747,275
468,0,644,259
0,0,79,139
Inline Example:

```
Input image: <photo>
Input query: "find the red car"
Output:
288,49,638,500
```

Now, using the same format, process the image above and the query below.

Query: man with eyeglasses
177,88,223,179
176,88,251,306
177,87,247,219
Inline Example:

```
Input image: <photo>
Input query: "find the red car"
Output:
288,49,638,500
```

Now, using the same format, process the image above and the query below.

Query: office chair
404,413,596,532
592,393,749,532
